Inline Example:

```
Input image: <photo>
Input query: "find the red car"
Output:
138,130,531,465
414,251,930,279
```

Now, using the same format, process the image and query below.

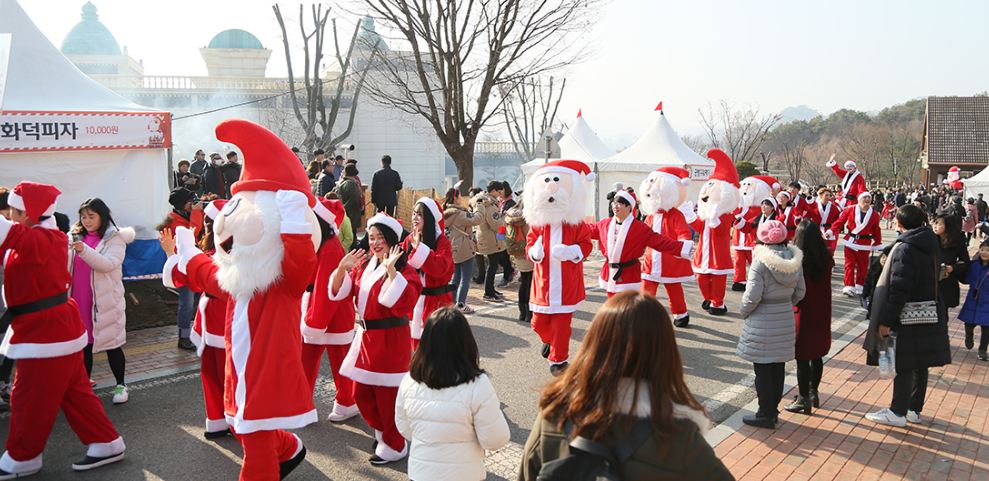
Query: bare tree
680,132,711,155
698,100,782,165
500,76,566,162
273,4,379,157
356,0,600,192
764,120,816,183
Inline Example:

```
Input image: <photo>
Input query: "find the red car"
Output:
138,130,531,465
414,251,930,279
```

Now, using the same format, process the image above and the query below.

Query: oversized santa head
696,149,741,224
944,166,963,190
523,159,593,227
209,119,321,298
738,175,780,212
640,166,690,215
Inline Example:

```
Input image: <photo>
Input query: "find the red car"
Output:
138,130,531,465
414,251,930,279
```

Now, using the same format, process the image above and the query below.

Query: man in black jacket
370,155,403,216
219,151,242,200
976,193,988,223
203,152,225,198
316,159,335,197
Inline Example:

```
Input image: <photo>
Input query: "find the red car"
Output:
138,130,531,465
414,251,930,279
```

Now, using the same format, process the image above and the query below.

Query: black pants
890,367,928,416
0,357,14,384
965,323,989,350
83,343,127,386
484,251,513,296
753,362,786,418
376,205,396,216
518,271,533,322
796,358,823,399
473,254,487,283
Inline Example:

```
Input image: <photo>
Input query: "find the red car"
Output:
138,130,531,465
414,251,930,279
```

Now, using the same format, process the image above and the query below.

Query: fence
358,186,443,232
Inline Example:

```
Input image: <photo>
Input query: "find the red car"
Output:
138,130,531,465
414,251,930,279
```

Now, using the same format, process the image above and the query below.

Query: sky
21,0,989,150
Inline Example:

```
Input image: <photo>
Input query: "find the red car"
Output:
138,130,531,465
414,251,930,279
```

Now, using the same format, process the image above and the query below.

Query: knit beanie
757,220,787,245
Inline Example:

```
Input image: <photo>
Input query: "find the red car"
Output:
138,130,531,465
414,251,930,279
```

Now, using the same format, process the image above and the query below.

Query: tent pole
593,162,600,221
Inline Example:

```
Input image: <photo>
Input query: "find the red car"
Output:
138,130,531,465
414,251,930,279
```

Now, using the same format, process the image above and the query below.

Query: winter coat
370,165,403,207
794,258,834,360
737,244,806,364
220,161,242,198
517,380,732,481
395,373,510,481
872,227,952,371
316,170,335,198
334,177,362,220
203,163,225,197
964,204,978,233
977,199,988,222
505,207,534,272
959,259,989,326
938,238,970,309
444,204,484,264
472,193,506,255
68,225,136,353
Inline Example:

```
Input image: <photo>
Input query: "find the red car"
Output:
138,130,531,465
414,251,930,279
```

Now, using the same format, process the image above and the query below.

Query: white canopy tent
0,0,170,276
964,168,989,200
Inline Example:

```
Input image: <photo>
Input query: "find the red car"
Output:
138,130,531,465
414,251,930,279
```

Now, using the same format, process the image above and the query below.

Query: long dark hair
415,201,437,251
933,213,960,248
367,223,407,271
443,187,459,210
792,219,832,282
75,197,115,238
409,307,484,389
316,215,337,249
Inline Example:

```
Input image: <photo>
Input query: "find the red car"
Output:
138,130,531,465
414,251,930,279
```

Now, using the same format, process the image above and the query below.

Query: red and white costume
0,182,123,476
329,213,422,461
828,159,867,208
830,194,883,292
804,198,841,253
400,198,454,351
775,193,800,241
642,207,694,319
691,149,741,311
732,175,778,286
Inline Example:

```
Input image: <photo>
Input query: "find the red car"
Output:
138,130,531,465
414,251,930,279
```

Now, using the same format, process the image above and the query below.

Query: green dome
60,2,122,56
208,29,264,50
356,16,388,50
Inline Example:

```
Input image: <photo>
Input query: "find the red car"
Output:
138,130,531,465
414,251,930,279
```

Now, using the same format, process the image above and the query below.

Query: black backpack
536,419,652,481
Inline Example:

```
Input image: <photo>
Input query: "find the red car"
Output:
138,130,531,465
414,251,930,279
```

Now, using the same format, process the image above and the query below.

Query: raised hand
410,225,420,249
384,245,403,272
340,249,367,271
158,229,176,254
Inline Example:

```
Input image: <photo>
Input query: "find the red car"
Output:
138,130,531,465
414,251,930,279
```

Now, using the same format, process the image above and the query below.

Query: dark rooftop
924,96,989,165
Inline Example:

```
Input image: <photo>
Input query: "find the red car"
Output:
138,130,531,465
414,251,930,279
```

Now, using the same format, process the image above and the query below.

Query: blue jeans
451,257,474,305
177,285,194,338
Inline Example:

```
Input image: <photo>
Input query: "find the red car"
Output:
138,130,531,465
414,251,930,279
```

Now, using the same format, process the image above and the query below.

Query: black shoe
177,338,196,351
204,428,231,440
541,343,551,359
980,350,988,361
809,389,820,409
0,467,40,479
371,439,378,451
279,446,306,479
471,278,483,285
482,295,503,302
784,396,812,415
550,362,569,377
708,305,728,316
71,452,125,471
673,315,690,328
701,300,712,311
368,454,394,466
742,414,777,429
731,282,746,292
966,331,975,350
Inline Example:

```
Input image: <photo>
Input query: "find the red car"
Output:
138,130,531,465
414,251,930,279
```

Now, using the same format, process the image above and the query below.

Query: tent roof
964,167,989,187
521,113,613,174
0,0,159,112
597,109,713,172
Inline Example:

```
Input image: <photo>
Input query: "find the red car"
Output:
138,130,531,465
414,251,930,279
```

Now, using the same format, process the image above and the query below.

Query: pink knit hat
757,220,787,245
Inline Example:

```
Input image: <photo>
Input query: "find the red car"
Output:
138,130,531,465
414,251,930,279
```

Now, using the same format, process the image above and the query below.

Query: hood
504,206,526,226
105,225,136,245
753,244,804,285
895,227,939,255
617,379,711,434
443,204,467,220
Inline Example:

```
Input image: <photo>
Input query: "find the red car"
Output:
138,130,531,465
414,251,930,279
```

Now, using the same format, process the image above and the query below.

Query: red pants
641,280,687,317
232,428,300,481
5,352,119,464
732,249,752,284
353,383,405,453
843,247,870,288
300,343,355,407
696,273,727,308
201,346,229,433
531,312,572,363
826,239,837,254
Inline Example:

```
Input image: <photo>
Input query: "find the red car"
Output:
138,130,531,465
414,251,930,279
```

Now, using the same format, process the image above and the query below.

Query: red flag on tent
577,109,582,118
656,102,663,111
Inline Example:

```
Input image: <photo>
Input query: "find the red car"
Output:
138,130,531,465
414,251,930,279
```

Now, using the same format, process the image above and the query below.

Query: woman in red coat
400,198,454,350
785,220,834,415
775,191,800,241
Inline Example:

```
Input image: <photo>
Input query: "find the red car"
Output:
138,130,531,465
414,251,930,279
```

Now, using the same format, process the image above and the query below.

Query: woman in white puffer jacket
395,307,510,481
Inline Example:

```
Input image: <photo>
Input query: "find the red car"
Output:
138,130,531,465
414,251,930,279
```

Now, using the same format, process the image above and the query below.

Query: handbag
897,249,939,325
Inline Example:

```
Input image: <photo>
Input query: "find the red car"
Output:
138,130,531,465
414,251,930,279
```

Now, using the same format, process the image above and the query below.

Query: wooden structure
920,96,989,186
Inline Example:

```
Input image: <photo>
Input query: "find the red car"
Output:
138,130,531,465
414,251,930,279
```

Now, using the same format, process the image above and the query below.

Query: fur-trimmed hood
443,204,468,220
617,379,712,434
753,244,803,285
504,206,526,227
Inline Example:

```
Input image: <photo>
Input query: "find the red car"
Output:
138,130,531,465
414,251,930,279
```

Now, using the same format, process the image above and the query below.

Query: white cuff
679,240,693,259
301,321,326,339
329,271,353,301
0,451,42,475
378,274,409,308
280,221,313,235
826,159,837,167
162,255,180,288
178,249,206,274
407,242,431,269
86,436,125,457
0,217,11,247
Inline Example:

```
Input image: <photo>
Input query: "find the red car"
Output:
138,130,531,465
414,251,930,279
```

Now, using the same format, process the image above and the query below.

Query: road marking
91,341,181,362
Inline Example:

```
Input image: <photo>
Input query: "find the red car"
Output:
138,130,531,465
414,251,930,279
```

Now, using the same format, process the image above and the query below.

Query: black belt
609,259,639,281
787,227,796,231
851,234,873,240
822,223,832,228
359,316,409,330
0,291,69,333
845,194,856,200
306,284,314,293
205,293,218,300
421,284,455,297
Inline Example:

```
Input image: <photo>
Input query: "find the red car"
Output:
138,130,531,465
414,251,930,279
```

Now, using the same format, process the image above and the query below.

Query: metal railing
89,75,357,93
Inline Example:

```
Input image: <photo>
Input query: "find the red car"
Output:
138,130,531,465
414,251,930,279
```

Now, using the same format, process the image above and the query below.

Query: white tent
0,0,170,276
964,169,989,200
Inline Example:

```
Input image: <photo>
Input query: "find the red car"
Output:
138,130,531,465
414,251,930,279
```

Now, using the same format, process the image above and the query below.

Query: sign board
0,34,10,113
689,164,714,181
0,111,171,152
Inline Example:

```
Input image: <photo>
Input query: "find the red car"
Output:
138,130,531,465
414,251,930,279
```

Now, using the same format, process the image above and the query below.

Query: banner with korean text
0,111,170,152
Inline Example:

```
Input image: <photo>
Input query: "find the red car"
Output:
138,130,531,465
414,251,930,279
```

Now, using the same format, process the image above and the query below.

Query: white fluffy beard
739,184,772,211
639,179,680,216
214,191,286,299
697,182,740,223
523,180,587,227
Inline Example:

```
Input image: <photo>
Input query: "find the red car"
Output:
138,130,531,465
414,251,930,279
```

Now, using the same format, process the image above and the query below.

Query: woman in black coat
932,213,970,309
863,205,952,427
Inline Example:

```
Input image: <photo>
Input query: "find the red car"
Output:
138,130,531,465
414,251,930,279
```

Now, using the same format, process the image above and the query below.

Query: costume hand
340,249,367,271
551,244,581,262
879,325,891,337
71,241,85,253
158,229,176,254
384,245,403,275
678,201,697,223
824,230,835,240
275,189,310,224
528,235,544,261
174,226,197,255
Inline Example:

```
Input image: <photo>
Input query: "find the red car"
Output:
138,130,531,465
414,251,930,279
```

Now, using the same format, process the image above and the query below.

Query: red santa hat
204,199,228,220
8,181,60,222
214,119,317,207
415,197,445,233
533,159,595,183
747,175,781,193
706,149,739,187
777,191,792,201
844,159,857,169
313,197,346,234
366,212,403,239
653,167,691,186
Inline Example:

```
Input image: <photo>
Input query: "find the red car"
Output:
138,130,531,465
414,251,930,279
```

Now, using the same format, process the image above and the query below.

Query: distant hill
779,105,822,124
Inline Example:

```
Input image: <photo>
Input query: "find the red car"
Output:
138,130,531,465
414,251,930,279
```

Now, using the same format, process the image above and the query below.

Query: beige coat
69,225,135,353
444,204,484,264
472,193,505,255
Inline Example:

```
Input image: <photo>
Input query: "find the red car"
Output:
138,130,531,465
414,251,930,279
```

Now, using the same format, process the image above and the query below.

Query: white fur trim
840,238,877,251
679,240,693,259
303,329,355,345
691,266,733,275
375,437,408,461
225,410,318,435
215,192,286,299
529,301,581,314
844,160,857,169
599,279,640,293
289,434,304,459
549,227,562,306
205,418,230,433
585,172,595,182
858,191,872,200
407,242,431,269
313,201,338,232
162,255,180,288
0,451,42,474
614,190,635,207
358,258,388,319
205,201,221,220
328,270,353,301
752,245,803,274
378,274,408,308
416,198,442,226
0,217,10,246
5,191,24,212
348,367,408,386
850,206,873,235
190,330,204,357
86,436,125,458
301,323,326,339
2,331,87,359
604,216,632,292
367,213,402,238
643,275,694,284
281,221,312,235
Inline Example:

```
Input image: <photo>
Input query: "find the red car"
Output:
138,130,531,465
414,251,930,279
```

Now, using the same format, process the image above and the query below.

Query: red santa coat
0,221,87,359
301,237,356,346
163,251,228,356
643,209,695,283
691,214,735,275
183,231,318,435
830,205,882,251
804,200,841,228
330,257,422,386
831,165,867,204
731,208,760,251
526,222,594,314
587,217,689,292
400,235,454,340
776,204,800,241
738,210,778,236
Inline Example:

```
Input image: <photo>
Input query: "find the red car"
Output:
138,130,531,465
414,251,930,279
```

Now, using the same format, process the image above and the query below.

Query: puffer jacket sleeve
739,262,765,319
395,374,412,440
78,235,126,273
471,374,510,451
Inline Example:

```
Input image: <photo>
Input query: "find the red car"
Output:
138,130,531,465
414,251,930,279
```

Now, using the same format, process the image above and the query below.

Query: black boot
966,329,975,350
731,282,746,292
809,388,820,409
279,446,306,479
541,343,551,359
673,314,690,328
550,362,569,377
708,305,728,316
701,300,711,311
784,396,812,415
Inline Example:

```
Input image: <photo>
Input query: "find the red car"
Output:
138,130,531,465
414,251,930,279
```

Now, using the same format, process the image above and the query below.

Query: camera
338,144,355,151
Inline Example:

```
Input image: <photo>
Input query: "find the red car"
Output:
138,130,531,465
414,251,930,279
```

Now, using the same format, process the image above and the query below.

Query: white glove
528,235,544,261
677,200,696,219
733,217,745,229
823,230,835,241
825,158,838,168
175,226,197,256
276,190,310,225
551,244,582,262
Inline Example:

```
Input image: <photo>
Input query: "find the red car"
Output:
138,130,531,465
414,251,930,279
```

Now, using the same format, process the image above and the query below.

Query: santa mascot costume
944,166,963,191
826,154,867,208
400,197,455,351
690,149,742,316
172,119,318,480
522,159,594,376
830,191,883,296
731,175,779,291
639,167,697,327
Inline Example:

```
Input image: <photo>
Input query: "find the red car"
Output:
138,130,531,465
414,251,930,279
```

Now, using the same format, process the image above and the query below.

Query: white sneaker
327,402,360,422
111,385,129,404
905,410,921,424
865,408,906,427
855,285,864,295
842,286,855,297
